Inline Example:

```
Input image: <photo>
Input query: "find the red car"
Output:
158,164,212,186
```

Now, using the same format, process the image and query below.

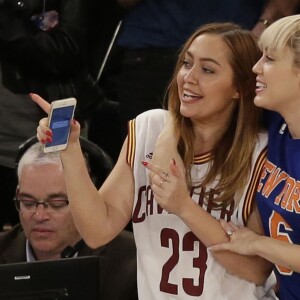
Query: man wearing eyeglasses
0,142,138,300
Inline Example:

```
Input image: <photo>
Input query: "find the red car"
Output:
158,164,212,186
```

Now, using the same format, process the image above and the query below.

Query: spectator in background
0,0,104,229
0,142,138,300
88,0,125,163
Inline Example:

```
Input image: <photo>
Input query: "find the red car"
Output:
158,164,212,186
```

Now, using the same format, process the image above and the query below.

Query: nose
33,203,49,220
252,56,263,75
184,67,198,84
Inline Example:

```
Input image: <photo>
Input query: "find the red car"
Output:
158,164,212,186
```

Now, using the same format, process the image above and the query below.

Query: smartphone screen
44,105,75,148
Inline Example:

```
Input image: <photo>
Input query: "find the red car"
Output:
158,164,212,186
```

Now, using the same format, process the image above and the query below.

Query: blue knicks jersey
256,111,300,300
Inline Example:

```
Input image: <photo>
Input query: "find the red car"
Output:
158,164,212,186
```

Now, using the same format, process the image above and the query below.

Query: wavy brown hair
166,23,262,207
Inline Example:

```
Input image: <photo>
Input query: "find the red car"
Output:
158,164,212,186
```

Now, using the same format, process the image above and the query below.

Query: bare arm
252,0,300,37
145,160,272,285
254,237,300,273
32,94,134,248
61,137,134,248
151,113,184,178
211,220,300,273
178,191,272,284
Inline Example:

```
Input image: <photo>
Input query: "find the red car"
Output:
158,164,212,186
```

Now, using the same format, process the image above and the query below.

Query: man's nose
33,203,49,219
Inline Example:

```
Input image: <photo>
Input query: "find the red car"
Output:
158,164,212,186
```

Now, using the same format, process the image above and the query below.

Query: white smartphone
43,97,77,153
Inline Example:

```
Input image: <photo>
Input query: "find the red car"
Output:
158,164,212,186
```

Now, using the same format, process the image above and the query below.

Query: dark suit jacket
0,224,138,300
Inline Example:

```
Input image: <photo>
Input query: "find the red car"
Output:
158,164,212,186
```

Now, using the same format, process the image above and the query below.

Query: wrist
251,235,268,256
60,140,81,156
178,196,197,220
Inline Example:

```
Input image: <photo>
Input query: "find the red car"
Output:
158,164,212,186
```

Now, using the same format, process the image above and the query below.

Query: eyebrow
186,50,221,66
18,192,68,201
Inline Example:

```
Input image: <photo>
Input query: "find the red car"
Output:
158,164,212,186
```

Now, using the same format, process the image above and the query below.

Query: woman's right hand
30,93,81,146
143,158,192,217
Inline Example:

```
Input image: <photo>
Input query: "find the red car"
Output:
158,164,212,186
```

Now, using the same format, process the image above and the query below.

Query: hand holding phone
44,98,77,153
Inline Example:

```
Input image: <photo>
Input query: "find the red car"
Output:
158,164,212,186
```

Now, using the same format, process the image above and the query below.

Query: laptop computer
0,256,100,300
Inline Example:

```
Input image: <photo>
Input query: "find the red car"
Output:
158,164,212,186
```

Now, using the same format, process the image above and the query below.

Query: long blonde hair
167,23,262,207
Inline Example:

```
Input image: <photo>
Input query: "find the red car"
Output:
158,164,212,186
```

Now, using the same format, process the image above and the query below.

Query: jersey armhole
127,119,136,169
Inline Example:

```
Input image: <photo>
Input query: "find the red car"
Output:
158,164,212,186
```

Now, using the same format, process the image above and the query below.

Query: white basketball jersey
127,109,269,300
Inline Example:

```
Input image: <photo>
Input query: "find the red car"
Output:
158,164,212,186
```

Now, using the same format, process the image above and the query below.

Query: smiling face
18,163,81,260
176,34,239,125
253,47,300,115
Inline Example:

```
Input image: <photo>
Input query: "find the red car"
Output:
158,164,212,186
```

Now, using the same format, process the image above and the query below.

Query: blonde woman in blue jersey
33,23,275,299
210,15,300,300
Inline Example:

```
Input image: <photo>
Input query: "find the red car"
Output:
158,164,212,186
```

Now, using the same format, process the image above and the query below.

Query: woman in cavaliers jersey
33,23,275,299
211,15,300,300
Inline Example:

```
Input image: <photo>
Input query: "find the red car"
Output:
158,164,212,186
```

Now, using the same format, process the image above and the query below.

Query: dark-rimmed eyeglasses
14,198,69,213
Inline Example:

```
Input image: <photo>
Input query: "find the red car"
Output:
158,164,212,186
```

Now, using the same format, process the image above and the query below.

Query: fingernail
46,131,52,137
46,137,52,143
141,161,148,166
172,158,176,165
41,139,45,144
73,119,77,125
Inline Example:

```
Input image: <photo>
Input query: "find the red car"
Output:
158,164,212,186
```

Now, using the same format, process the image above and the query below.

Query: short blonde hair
259,14,300,68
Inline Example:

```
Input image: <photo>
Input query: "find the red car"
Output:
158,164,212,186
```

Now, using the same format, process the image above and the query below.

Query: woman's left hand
209,220,261,256
142,159,191,216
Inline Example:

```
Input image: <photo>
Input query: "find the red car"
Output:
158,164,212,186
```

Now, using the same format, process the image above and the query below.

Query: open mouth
183,91,203,101
256,82,267,89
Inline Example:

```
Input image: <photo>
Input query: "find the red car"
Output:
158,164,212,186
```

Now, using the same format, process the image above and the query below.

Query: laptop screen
0,256,100,300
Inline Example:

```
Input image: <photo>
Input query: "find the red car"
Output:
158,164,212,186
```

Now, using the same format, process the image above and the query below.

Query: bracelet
259,18,271,27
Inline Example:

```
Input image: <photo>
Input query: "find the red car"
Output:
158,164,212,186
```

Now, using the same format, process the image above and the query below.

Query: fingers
142,159,188,192
158,177,167,187
155,173,168,187
218,220,234,238
141,161,171,191
209,242,230,252
169,158,184,179
228,221,241,231
67,119,81,144
149,172,169,190
37,118,81,146
31,93,51,144
143,159,181,178
37,118,51,144
31,94,81,147
219,219,232,232
30,93,51,114
142,161,171,180
208,220,236,251
142,161,165,175
219,220,242,236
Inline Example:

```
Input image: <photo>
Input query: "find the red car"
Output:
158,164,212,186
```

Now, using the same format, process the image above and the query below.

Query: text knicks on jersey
257,159,300,276
258,159,300,214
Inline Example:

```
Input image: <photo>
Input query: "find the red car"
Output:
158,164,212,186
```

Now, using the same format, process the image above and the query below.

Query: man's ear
15,186,19,199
